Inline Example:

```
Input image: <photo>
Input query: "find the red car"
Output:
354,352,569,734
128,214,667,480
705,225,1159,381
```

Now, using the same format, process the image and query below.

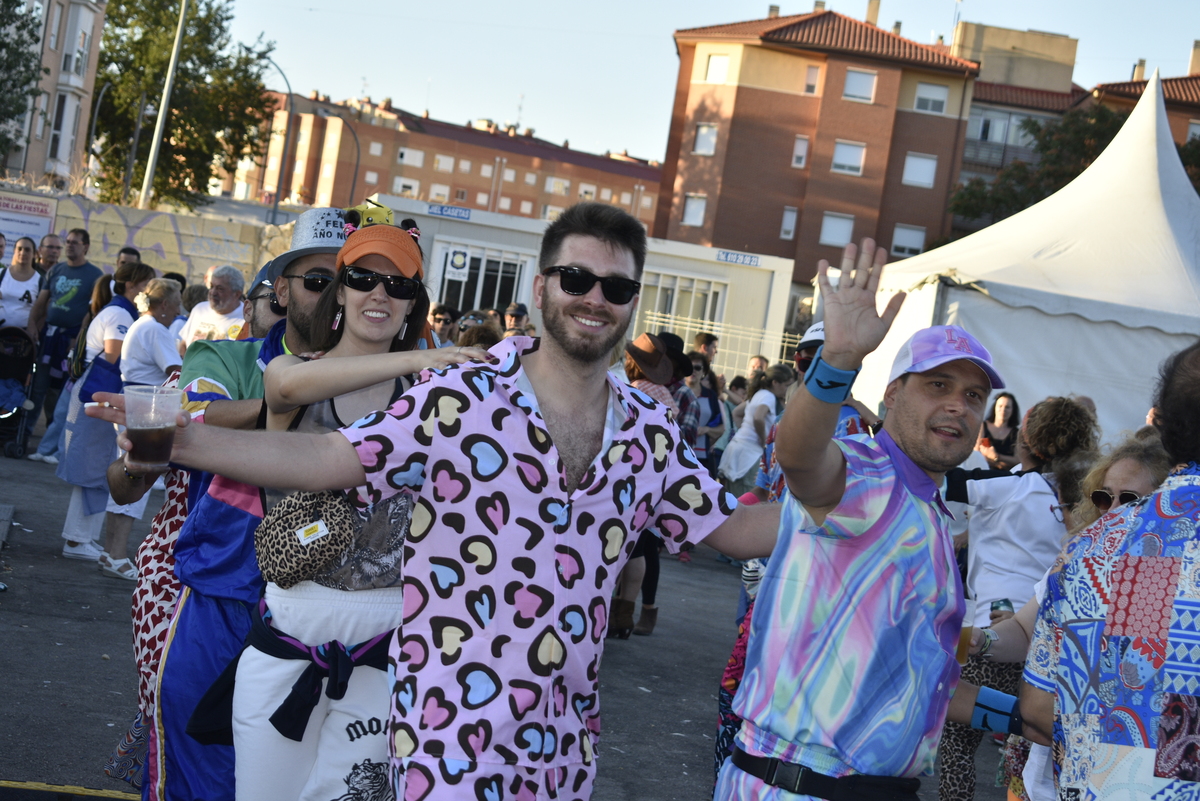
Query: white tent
850,71,1200,440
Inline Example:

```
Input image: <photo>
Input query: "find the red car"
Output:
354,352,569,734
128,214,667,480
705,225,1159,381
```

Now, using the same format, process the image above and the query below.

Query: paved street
0,442,1005,800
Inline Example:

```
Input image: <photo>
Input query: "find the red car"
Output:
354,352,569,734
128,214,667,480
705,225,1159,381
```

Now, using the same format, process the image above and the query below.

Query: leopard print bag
254,490,356,589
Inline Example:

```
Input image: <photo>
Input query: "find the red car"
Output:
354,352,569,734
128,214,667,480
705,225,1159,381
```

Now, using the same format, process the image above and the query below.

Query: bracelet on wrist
803,345,860,404
124,464,146,482
979,627,1000,658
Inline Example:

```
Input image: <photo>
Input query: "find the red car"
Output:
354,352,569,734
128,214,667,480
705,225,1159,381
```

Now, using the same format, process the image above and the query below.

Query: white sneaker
62,540,104,561
26,452,45,462
42,454,58,465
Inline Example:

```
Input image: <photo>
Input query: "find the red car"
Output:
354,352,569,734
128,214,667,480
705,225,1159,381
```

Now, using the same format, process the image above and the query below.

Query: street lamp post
264,56,293,226
87,82,110,163
137,0,189,209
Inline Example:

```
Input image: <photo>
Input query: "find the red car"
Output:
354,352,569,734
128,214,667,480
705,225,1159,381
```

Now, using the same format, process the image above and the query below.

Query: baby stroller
0,327,37,458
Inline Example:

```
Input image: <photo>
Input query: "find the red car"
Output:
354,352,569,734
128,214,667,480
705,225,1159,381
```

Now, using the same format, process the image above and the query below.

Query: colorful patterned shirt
733,429,964,780
339,337,736,796
1023,464,1200,798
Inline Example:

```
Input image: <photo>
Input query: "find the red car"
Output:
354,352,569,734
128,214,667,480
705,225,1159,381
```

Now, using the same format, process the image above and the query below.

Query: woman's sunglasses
342,266,421,299
283,273,334,293
1092,489,1143,511
459,314,485,329
542,266,640,305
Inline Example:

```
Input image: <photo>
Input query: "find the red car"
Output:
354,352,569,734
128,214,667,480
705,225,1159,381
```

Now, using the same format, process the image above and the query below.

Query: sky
227,0,1200,163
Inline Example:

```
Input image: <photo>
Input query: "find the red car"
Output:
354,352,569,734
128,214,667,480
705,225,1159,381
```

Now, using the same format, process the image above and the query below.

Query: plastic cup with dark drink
124,386,183,471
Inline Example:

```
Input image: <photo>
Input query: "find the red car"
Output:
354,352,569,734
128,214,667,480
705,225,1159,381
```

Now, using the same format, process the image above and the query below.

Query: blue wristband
803,345,859,404
971,686,1016,732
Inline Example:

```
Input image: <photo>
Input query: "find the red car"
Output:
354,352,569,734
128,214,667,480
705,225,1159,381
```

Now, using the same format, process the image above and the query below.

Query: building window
368,141,383,156
498,196,512,211
524,172,536,185
542,205,564,221
579,183,596,201
792,136,809,168
398,147,424,167
902,153,938,188
843,69,876,103
804,65,820,94
915,82,949,114
780,206,798,240
705,54,729,83
600,187,612,201
48,92,67,160
434,154,454,172
459,159,472,173
620,191,632,205
545,177,569,195
682,194,707,227
480,163,494,178
74,28,90,75
48,2,62,50
819,212,854,247
430,183,450,202
503,168,515,182
693,123,717,155
639,271,727,322
476,192,489,206
1189,121,1200,141
892,224,926,257
641,195,653,210
831,141,865,175
364,170,378,185
967,110,1009,143
34,93,46,139
393,176,419,197
435,243,533,314
520,200,533,214
454,188,467,202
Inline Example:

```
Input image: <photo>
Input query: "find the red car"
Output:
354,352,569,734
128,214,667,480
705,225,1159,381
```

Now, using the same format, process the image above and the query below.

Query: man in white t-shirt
178,265,244,347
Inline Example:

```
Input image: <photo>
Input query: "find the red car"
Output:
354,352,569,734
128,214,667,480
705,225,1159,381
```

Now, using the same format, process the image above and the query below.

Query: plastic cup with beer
124,386,184,471
956,598,975,665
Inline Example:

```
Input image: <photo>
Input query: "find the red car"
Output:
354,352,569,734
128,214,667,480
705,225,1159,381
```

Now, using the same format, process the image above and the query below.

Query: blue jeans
36,383,70,457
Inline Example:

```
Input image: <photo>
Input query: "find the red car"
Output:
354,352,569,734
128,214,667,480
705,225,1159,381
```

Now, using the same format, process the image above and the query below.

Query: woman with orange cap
230,221,490,801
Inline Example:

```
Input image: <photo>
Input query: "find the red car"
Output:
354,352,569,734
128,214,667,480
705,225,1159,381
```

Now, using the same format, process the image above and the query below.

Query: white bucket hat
268,208,348,281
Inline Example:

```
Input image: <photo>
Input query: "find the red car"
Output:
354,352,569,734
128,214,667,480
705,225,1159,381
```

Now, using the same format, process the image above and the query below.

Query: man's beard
541,293,630,366
287,305,315,349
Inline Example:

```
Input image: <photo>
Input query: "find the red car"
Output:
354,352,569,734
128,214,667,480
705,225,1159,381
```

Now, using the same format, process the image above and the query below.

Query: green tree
92,0,276,209
0,0,49,165
951,104,1130,222
952,102,1200,222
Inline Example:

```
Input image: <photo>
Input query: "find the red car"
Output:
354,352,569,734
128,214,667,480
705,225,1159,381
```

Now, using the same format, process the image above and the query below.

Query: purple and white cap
887,325,1005,389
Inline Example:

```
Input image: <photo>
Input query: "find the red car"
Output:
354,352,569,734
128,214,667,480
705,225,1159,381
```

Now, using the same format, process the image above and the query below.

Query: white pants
61,485,152,544
232,582,404,801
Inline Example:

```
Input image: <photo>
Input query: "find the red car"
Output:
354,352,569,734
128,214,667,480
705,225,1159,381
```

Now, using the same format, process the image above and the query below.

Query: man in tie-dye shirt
717,239,1015,800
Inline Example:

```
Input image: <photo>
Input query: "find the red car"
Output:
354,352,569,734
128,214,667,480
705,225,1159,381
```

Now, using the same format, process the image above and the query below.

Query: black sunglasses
283,273,334,293
431,316,454,325
543,266,640,305
342,266,421,299
1092,489,1143,512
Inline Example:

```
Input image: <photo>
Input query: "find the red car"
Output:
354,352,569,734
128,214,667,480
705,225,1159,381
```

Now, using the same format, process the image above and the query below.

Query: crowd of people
7,198,1200,801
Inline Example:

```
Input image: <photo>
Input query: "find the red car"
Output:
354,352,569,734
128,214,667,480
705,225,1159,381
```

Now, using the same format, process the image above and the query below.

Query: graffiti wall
52,195,264,282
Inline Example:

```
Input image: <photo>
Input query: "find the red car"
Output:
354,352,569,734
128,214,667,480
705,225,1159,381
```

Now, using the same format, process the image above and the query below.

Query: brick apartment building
3,0,108,186
653,3,979,290
1086,46,1200,145
218,92,660,226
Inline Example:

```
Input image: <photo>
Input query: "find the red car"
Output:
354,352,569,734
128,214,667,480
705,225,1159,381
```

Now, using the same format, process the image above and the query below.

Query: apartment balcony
962,139,1038,169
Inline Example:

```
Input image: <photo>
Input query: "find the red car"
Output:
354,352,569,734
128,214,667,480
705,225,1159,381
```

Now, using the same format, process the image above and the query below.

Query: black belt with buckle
731,748,921,801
